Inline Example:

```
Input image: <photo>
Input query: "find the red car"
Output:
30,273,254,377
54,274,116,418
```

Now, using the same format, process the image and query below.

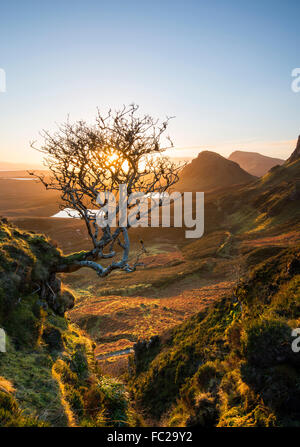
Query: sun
105,150,130,173
108,152,119,163
105,149,148,173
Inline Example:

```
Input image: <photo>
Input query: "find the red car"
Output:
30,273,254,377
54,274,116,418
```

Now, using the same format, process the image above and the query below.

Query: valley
1,142,300,426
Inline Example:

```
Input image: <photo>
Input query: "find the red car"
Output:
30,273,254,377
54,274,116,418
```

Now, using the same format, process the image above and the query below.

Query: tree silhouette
31,104,183,277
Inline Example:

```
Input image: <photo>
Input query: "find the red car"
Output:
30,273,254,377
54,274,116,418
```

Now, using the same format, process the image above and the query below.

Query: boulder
42,326,64,351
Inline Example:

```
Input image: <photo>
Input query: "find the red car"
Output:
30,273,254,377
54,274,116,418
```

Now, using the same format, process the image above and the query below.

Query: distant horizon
0,136,295,165
0,143,292,170
167,137,295,161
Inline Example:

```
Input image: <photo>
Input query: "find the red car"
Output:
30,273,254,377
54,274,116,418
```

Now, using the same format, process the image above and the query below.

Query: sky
0,0,300,164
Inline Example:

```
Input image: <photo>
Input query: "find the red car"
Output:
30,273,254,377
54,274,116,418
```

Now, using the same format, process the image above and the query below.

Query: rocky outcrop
0,219,130,428
287,135,300,164
0,219,74,318
39,273,75,316
133,335,160,361
132,335,160,373
42,326,64,351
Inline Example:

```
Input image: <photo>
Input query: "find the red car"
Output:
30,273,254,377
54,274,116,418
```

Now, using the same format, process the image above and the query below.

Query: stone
42,326,64,351
288,135,300,164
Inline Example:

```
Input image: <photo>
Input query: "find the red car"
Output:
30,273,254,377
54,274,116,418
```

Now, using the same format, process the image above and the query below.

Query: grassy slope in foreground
128,245,300,426
0,219,134,427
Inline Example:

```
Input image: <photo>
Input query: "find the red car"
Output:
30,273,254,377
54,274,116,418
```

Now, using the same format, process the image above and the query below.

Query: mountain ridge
228,150,284,177
177,150,255,192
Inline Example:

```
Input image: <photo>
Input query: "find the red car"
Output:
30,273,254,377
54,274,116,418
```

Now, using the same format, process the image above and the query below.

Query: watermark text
0,69,6,93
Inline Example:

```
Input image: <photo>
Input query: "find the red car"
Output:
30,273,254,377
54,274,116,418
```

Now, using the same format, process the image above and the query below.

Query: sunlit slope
207,155,300,235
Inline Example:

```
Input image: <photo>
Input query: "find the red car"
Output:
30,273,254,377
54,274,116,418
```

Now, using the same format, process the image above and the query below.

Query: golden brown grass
65,234,236,374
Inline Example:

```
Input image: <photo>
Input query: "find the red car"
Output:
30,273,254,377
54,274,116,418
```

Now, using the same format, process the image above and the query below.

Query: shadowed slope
177,151,255,192
229,151,284,177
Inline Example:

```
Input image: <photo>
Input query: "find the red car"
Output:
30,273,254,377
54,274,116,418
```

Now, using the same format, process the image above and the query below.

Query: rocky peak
288,135,300,164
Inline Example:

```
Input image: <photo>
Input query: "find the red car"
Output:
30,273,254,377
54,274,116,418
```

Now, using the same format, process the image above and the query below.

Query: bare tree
31,104,184,277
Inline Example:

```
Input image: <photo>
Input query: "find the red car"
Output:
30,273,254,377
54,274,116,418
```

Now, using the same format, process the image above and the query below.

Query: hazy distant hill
0,161,42,170
177,150,255,192
228,150,284,177
0,170,59,217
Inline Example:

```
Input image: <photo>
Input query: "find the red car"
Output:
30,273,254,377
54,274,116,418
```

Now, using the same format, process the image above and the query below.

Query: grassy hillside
205,157,300,236
128,245,300,426
126,155,300,427
60,151,300,399
2,148,300,427
0,219,134,427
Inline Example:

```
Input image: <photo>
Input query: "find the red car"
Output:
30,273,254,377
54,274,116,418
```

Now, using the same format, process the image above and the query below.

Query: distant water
0,177,35,180
9,178,35,181
97,347,134,360
51,208,100,218
51,193,169,218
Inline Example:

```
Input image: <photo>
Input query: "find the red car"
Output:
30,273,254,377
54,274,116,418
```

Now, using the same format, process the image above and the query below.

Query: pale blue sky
0,0,300,163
